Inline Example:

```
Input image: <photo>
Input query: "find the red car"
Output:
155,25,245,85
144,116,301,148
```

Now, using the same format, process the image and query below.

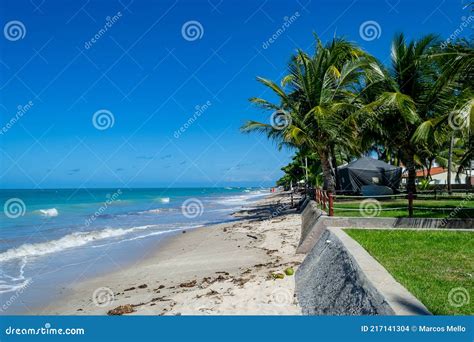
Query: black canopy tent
337,157,402,194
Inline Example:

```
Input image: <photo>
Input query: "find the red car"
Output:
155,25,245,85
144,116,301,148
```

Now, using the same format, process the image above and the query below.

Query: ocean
0,187,269,313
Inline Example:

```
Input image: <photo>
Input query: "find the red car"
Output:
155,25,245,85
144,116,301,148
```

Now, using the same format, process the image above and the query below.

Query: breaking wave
0,225,155,263
35,208,59,217
137,209,161,214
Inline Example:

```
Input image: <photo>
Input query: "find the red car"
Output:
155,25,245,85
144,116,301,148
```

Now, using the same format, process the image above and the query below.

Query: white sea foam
214,191,269,206
0,279,31,294
36,208,59,217
91,224,204,247
210,208,235,213
138,209,161,214
127,225,203,242
216,196,249,206
0,225,154,263
155,197,170,203
0,257,32,294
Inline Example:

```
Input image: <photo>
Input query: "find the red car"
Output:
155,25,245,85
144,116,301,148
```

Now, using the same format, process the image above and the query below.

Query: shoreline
36,191,304,315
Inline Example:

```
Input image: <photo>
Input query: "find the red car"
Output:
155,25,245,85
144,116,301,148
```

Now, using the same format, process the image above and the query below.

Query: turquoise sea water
0,187,268,313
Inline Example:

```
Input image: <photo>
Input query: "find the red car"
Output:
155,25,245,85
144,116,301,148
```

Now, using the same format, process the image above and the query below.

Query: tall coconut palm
358,33,464,193
413,40,474,191
241,37,371,191
414,98,473,191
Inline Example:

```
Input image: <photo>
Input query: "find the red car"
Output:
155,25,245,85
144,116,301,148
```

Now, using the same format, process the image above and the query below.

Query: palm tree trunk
304,156,309,190
319,148,336,192
427,158,433,180
330,144,339,191
404,149,417,194
447,134,454,195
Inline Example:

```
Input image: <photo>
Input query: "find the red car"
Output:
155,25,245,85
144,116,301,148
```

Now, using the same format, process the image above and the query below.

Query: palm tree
241,37,370,191
276,150,322,189
413,40,474,192
358,33,467,194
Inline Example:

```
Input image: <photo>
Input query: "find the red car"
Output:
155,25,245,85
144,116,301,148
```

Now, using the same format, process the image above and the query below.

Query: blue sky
0,0,470,188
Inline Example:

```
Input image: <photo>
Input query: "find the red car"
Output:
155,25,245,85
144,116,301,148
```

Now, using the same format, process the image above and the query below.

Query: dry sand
38,192,304,315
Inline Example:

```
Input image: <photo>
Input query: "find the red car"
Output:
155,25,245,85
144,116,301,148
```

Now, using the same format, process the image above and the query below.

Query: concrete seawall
293,200,470,315
297,204,473,254
296,228,395,315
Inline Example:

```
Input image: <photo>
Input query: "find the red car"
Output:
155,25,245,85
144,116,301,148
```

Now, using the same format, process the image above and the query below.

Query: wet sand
38,192,304,315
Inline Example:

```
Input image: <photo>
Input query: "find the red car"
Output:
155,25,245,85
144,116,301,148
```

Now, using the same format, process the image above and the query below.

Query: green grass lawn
344,229,473,315
332,198,474,218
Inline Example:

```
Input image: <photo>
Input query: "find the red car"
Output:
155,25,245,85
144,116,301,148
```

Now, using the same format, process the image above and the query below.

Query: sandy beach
38,192,304,315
